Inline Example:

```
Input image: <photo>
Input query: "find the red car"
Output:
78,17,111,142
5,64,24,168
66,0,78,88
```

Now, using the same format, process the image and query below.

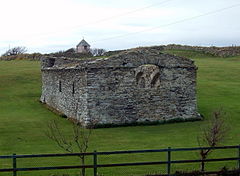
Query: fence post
93,150,98,176
12,153,17,176
167,147,171,176
238,145,240,170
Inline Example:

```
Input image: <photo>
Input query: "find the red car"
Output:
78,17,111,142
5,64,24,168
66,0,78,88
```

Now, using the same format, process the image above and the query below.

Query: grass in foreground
0,51,240,175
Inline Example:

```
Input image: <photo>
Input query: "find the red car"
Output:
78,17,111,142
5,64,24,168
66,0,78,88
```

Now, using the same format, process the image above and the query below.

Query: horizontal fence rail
0,145,240,176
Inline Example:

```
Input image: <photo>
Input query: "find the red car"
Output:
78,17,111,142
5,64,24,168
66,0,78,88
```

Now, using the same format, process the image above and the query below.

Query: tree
90,48,106,56
45,120,94,176
197,109,228,172
2,46,27,56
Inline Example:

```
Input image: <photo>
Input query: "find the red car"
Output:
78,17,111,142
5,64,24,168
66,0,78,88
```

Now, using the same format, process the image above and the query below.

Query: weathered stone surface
40,47,200,127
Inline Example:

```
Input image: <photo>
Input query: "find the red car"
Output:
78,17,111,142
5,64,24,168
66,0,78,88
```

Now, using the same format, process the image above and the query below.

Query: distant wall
163,44,240,57
0,53,42,61
0,51,92,61
104,45,240,58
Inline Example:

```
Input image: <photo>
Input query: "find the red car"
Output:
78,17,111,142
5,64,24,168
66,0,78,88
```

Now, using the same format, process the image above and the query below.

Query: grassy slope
0,51,240,175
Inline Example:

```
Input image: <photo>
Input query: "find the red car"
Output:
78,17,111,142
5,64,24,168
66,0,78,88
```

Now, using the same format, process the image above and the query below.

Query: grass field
0,50,240,176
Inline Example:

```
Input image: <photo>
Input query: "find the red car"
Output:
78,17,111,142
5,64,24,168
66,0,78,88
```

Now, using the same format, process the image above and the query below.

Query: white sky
0,0,240,54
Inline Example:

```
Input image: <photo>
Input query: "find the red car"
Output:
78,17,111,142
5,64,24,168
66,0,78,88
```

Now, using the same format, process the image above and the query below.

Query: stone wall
104,45,240,57
40,47,200,127
0,53,42,61
164,44,240,57
40,68,88,123
85,49,198,126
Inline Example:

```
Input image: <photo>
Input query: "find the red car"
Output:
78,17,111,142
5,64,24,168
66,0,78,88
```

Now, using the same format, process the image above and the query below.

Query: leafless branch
45,120,73,153
198,109,228,171
45,120,94,176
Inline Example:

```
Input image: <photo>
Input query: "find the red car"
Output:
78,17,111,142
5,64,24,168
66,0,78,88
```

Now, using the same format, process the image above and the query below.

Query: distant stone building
40,47,200,127
76,39,90,53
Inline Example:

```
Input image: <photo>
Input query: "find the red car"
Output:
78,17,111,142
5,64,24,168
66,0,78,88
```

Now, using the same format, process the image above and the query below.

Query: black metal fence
0,145,240,176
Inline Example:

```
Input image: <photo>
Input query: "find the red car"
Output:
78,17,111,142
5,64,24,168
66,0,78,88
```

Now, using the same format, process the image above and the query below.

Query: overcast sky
0,0,239,54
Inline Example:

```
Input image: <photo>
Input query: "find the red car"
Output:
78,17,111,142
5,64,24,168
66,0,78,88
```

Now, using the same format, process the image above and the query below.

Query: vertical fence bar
93,150,98,176
167,147,171,176
238,145,240,170
12,153,17,176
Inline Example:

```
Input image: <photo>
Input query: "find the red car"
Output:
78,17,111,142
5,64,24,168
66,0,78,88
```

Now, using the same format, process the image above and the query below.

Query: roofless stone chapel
40,47,200,127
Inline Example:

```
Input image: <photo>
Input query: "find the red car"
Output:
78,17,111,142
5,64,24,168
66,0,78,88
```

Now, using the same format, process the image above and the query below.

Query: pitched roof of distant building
77,39,90,47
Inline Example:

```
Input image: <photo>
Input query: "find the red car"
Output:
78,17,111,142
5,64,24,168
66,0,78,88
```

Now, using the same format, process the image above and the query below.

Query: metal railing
0,145,240,176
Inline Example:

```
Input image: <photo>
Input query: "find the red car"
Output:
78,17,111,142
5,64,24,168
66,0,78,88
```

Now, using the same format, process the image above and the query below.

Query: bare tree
197,109,228,172
2,46,27,56
45,120,93,176
90,48,106,56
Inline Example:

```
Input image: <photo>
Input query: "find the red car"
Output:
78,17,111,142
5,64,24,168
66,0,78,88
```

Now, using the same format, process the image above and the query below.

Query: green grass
0,51,240,176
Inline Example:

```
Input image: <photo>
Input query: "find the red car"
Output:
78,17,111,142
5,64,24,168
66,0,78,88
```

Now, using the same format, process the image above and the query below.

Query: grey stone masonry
40,47,201,127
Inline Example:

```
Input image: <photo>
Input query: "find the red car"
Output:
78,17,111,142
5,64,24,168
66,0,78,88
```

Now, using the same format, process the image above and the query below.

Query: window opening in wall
59,80,62,92
72,82,75,94
135,64,160,89
139,77,145,88
48,58,55,67
151,72,160,88
136,72,143,84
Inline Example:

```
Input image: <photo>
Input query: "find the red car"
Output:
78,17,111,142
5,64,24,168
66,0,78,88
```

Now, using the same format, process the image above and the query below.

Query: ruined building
40,47,200,127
